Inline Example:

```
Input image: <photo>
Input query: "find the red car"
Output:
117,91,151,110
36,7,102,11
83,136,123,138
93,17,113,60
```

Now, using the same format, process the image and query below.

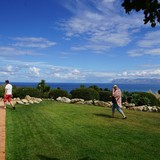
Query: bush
89,85,101,91
13,87,41,99
0,85,5,97
130,92,159,106
49,89,69,99
99,91,112,102
70,88,99,101
122,91,132,102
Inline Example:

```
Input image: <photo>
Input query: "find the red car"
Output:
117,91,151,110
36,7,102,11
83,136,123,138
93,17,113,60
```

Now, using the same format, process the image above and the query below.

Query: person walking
3,80,15,109
112,85,126,119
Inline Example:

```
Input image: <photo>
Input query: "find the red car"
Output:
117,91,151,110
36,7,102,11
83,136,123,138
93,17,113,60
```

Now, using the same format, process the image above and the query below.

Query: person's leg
8,95,15,109
116,104,126,118
10,101,15,109
3,95,7,109
112,103,116,118
4,102,6,109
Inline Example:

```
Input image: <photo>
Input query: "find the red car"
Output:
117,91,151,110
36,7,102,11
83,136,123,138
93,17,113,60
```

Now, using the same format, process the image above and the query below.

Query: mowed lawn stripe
6,100,160,160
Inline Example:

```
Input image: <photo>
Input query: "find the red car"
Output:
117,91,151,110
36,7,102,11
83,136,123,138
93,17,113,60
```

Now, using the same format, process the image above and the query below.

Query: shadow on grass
37,155,60,160
78,157,97,160
37,155,96,160
93,113,113,118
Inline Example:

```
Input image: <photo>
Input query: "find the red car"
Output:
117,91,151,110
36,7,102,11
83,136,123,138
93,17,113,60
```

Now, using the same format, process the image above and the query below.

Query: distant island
111,78,160,84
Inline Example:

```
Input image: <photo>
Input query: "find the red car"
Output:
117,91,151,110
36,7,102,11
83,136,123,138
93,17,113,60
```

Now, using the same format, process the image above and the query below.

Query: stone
21,99,29,103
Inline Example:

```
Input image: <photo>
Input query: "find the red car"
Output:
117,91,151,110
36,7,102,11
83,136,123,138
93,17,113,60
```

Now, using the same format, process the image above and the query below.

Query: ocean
2,82,159,93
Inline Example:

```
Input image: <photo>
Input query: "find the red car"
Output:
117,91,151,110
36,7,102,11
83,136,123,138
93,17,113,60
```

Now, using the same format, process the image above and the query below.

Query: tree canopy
122,0,160,27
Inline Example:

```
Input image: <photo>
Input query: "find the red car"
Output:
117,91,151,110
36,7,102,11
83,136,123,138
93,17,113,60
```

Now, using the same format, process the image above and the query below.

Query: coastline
0,82,159,93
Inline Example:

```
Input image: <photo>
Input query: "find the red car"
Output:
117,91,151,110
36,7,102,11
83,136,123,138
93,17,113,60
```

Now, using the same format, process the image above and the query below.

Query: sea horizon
1,82,159,93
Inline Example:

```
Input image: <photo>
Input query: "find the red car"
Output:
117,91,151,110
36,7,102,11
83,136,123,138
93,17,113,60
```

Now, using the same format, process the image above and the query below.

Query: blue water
2,82,159,93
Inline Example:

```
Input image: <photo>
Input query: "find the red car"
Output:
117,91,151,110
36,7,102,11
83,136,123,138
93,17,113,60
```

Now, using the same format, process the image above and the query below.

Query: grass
6,100,160,160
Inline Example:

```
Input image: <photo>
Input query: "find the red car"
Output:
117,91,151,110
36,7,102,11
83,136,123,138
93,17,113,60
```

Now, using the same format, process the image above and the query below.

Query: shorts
3,94,12,103
112,103,123,113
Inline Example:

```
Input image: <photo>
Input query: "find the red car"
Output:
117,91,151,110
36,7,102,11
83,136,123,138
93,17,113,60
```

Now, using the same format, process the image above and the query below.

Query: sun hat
113,84,118,88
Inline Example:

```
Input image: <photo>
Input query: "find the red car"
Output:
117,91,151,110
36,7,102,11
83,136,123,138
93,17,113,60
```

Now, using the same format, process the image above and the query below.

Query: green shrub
131,92,159,106
70,88,99,100
0,85,5,97
49,89,69,99
13,87,41,99
122,91,132,102
99,91,112,102
89,85,101,91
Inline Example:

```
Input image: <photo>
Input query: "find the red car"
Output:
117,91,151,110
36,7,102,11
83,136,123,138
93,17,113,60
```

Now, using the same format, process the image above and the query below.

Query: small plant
70,88,99,101
49,88,69,99
13,87,41,99
98,90,112,102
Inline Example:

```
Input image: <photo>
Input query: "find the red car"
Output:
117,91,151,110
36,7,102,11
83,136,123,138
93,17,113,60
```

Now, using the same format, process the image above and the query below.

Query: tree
37,80,51,97
122,0,160,27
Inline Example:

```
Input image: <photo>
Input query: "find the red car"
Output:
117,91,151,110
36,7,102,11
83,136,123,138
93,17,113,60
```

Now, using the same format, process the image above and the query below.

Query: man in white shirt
3,80,15,109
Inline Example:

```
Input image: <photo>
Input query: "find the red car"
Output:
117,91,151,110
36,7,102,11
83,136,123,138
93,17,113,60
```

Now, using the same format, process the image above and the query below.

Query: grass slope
6,100,160,160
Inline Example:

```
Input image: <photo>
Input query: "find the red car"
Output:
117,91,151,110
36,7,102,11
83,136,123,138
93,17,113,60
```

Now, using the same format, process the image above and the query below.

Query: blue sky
0,0,160,83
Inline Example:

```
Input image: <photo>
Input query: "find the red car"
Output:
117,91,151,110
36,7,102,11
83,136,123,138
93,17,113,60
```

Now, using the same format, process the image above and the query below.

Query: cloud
11,37,57,48
59,0,143,53
119,69,160,78
28,67,40,77
128,30,160,57
0,46,39,56
137,30,160,48
50,67,85,80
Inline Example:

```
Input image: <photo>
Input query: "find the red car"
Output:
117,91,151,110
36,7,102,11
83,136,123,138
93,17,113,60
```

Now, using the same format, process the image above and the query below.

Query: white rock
25,95,31,101
71,98,84,103
16,100,24,104
22,99,29,103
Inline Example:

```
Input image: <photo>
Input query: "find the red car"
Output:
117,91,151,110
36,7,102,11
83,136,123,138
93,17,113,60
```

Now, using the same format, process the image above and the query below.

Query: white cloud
72,69,81,75
128,48,160,57
137,30,160,48
28,67,40,77
0,58,160,83
128,30,160,57
0,46,42,56
118,69,160,78
50,67,85,80
11,37,57,48
59,0,143,53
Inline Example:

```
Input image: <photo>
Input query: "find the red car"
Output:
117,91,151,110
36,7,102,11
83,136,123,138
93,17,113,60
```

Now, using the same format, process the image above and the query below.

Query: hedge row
0,84,159,106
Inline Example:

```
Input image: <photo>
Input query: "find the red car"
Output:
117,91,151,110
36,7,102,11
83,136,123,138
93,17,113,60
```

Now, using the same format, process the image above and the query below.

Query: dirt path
0,101,5,160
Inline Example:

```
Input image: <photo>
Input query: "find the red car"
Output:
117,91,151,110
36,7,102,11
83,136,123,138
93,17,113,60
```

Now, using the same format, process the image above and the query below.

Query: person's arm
113,89,121,98
4,86,7,96
112,88,116,96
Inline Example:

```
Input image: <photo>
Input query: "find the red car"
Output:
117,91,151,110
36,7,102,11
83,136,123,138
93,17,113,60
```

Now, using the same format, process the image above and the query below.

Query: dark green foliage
0,85,5,97
130,93,150,106
13,87,41,99
36,80,51,97
98,91,112,102
122,91,132,102
122,0,160,27
131,92,159,106
49,89,69,99
89,85,101,91
70,88,99,100
104,88,111,91
158,89,160,94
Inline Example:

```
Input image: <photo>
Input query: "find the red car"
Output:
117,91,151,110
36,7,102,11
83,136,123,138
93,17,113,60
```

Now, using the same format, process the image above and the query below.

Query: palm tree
37,80,50,97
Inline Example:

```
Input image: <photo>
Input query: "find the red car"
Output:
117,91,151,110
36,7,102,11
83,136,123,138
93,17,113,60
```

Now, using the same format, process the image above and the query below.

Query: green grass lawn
6,100,160,160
